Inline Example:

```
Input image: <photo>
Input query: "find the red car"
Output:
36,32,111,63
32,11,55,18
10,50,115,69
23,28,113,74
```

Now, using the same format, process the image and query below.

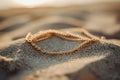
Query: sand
0,31,120,80
0,2,120,80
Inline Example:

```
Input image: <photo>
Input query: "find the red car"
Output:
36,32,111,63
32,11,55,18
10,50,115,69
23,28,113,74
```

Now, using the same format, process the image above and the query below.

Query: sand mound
0,30,120,80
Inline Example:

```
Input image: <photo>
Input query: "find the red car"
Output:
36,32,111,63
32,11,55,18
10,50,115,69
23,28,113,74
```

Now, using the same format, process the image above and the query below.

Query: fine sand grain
0,31,120,80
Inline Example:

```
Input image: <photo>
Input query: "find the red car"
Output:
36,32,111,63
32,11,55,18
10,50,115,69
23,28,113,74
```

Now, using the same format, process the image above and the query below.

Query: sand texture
0,2,120,80
0,31,120,80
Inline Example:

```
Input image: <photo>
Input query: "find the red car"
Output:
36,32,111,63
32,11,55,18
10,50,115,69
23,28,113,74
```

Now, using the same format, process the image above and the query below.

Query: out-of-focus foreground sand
0,2,120,80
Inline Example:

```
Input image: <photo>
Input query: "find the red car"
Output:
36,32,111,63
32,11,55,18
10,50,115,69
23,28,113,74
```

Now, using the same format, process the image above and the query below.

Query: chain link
25,29,100,55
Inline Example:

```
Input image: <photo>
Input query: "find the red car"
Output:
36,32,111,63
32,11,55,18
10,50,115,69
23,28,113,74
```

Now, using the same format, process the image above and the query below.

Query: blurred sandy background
0,0,120,9
0,0,120,42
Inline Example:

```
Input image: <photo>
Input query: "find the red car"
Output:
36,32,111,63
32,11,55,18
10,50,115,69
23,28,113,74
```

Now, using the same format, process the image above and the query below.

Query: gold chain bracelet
25,30,101,55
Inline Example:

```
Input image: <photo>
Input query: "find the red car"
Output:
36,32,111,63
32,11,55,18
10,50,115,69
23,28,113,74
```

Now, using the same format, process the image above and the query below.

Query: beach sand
0,2,120,80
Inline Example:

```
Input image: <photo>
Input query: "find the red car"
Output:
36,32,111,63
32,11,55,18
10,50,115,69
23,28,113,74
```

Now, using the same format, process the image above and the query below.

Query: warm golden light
12,0,53,7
